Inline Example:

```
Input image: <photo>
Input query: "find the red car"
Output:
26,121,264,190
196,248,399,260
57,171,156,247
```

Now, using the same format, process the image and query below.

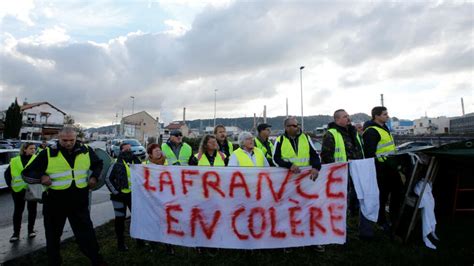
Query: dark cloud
1,1,472,125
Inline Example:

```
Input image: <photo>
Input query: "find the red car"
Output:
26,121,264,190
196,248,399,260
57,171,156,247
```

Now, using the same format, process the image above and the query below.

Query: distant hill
87,113,372,132
185,113,371,131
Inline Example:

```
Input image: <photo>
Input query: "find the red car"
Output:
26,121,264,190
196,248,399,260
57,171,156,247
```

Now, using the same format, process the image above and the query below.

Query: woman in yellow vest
105,142,142,251
144,143,167,165
190,134,227,166
4,142,38,242
228,132,268,167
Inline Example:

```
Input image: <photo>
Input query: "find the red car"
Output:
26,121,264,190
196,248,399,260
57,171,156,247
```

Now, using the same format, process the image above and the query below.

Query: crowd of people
5,105,401,265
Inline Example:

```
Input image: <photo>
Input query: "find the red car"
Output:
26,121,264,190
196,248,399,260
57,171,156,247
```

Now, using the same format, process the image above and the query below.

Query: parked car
19,140,43,149
0,140,16,149
112,139,146,160
0,149,20,189
397,141,434,152
109,139,123,157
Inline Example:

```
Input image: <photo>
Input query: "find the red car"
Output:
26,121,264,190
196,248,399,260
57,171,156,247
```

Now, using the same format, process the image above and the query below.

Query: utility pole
380,94,384,107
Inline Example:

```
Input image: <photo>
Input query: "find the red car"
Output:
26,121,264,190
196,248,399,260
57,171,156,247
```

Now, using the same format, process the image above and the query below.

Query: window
27,113,36,123
419,122,423,127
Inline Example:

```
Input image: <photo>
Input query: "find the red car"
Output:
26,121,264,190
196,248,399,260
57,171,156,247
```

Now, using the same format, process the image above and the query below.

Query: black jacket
321,122,364,164
362,120,392,159
22,142,103,186
105,154,141,195
273,132,321,170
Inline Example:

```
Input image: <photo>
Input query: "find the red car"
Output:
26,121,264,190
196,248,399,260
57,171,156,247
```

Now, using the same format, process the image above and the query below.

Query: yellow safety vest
45,148,91,190
10,155,36,192
121,160,131,194
233,148,265,167
366,126,396,162
143,159,168,165
254,137,274,160
161,143,192,165
327,128,364,163
226,140,234,155
275,134,311,166
195,152,226,166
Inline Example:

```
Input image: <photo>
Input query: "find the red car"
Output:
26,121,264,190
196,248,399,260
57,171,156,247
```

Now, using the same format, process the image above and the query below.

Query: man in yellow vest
22,127,106,265
5,142,38,242
254,123,275,166
273,116,323,252
273,116,321,179
105,142,142,251
214,124,234,157
321,109,370,239
363,106,401,235
161,130,193,165
228,132,269,167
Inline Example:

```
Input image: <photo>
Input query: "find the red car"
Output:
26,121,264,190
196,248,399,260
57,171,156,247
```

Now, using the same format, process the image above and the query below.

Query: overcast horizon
1,0,473,128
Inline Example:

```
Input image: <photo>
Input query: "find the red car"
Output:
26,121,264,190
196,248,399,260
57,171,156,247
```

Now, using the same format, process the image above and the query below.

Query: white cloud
0,1,473,127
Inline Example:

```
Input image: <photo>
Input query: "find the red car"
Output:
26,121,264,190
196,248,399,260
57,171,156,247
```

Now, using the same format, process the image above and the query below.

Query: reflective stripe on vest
10,155,36,192
254,137,274,159
276,134,310,166
195,152,226,166
233,148,265,167
121,160,132,193
366,126,396,162
45,148,91,190
161,143,192,166
327,129,347,163
327,128,364,163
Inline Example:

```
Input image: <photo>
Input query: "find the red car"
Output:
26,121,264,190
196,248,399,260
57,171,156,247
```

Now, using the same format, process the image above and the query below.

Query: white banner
130,163,348,249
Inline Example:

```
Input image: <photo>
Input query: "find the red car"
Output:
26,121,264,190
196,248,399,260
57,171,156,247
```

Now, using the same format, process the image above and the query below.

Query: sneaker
28,231,37,238
314,245,325,253
9,235,19,243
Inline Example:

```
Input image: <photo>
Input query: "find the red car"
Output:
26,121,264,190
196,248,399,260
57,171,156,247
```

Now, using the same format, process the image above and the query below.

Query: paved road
0,141,115,263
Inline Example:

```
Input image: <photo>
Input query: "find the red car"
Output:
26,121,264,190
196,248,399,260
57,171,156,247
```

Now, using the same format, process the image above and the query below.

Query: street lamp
214,89,218,127
130,96,135,115
299,66,305,132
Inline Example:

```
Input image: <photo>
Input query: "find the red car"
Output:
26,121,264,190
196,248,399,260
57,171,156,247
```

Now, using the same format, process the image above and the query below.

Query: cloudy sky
0,0,473,127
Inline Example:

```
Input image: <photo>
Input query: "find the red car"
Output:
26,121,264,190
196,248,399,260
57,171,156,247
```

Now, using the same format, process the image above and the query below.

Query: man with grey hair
228,132,269,167
22,127,106,265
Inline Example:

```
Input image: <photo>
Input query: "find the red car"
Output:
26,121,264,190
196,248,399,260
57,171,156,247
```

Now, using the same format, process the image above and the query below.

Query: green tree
4,98,22,139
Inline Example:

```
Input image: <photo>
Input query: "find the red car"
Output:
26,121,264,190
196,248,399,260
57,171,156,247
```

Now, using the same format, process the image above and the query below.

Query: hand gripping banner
130,163,348,249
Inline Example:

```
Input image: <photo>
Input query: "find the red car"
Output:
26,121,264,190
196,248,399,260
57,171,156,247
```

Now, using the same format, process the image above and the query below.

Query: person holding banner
214,125,234,157
4,142,38,242
272,116,323,252
228,132,269,167
22,127,106,266
321,109,372,239
105,142,142,251
161,130,193,166
363,106,402,236
189,134,227,166
254,123,275,166
144,143,167,165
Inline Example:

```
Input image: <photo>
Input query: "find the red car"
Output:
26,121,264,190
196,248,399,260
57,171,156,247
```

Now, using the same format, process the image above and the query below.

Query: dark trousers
11,189,37,235
111,193,132,243
43,188,102,266
376,162,403,226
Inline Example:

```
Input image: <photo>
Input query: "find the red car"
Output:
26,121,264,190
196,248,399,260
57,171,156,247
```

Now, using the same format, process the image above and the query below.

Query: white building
391,120,414,135
19,102,66,140
413,116,450,135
